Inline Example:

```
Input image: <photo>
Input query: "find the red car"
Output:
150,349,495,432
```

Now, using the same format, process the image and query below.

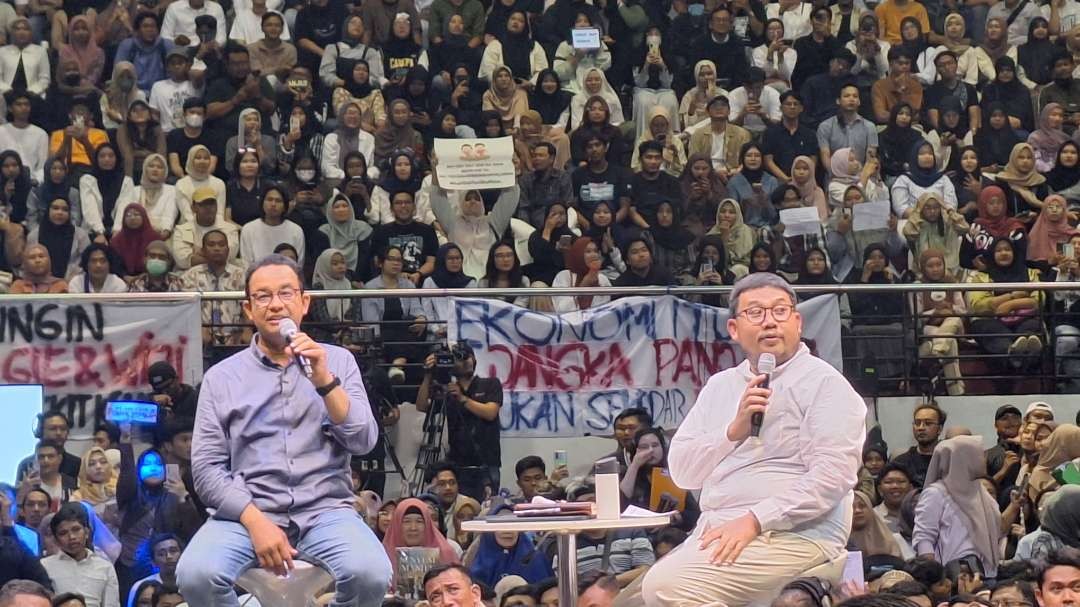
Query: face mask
146,258,168,276
118,77,135,90
688,3,704,16
296,169,316,182
646,35,661,48
64,73,81,86
184,114,203,128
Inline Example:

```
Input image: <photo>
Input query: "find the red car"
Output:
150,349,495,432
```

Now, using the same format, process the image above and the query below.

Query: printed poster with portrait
433,136,516,190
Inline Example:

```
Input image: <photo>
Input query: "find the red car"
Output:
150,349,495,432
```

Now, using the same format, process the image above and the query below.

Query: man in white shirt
641,273,866,607
170,188,240,270
160,0,228,47
41,503,121,607
125,533,183,607
149,48,205,132
0,90,48,183
728,67,783,136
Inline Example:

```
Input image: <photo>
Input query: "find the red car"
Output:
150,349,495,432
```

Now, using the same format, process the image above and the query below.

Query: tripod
409,390,446,495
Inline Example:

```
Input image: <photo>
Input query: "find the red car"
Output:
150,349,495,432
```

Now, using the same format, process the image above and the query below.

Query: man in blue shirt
176,254,391,607
114,13,174,94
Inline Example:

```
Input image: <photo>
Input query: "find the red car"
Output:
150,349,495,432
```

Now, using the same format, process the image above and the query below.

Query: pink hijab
1027,194,1079,261
791,155,828,220
59,16,104,85
382,498,460,582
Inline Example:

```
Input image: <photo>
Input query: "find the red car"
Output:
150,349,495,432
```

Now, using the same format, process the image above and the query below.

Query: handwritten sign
434,137,516,190
853,200,892,232
780,207,822,237
448,295,842,437
571,27,601,50
0,296,203,437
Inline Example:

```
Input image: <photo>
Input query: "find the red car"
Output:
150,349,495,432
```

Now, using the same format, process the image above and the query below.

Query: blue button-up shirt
192,337,377,531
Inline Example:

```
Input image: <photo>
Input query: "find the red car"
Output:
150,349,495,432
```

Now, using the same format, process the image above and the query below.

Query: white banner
433,136,516,190
0,295,203,437
448,295,842,437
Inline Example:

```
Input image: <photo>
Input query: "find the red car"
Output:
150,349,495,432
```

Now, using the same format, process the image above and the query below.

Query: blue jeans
177,508,391,607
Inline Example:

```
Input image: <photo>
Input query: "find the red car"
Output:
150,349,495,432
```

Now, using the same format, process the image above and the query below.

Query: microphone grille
757,353,776,374
277,318,299,338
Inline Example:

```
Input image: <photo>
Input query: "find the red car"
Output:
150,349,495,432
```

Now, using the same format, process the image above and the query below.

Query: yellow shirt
874,0,930,45
49,128,110,168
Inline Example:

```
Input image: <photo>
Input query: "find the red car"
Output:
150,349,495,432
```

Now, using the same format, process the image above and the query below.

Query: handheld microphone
750,353,776,438
278,318,313,378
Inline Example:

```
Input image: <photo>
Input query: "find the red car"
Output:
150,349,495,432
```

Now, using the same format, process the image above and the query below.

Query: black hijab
737,143,765,184
93,143,126,231
338,57,374,99
529,69,572,125
647,200,694,251
974,102,1023,168
37,196,75,279
1046,141,1080,193
859,242,892,283
39,158,73,214
880,103,924,177
500,11,534,81
795,246,836,287
431,243,474,287
1017,17,1054,86
0,150,32,223
378,149,423,195
906,140,944,188
748,243,777,273
987,237,1030,283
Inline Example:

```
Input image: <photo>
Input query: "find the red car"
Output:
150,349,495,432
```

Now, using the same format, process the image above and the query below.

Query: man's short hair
224,42,249,60
20,487,50,507
94,422,120,445
148,532,183,555
746,67,766,84
35,440,63,455
0,580,52,606
934,50,957,65
583,132,610,148
779,90,803,105
638,140,664,157
243,254,304,297
51,593,86,606
886,581,931,600
261,11,284,26
531,141,556,157
1052,50,1074,67
905,557,946,587
887,46,912,63
429,461,459,482
653,526,689,549
201,229,228,248
515,455,546,478
42,411,71,429
833,49,857,67
423,564,475,590
615,407,653,427
151,586,183,607
133,11,160,29
1036,547,1080,589
876,462,912,486
50,502,89,536
577,571,618,598
707,95,730,110
729,272,797,316
836,594,920,607
914,402,947,425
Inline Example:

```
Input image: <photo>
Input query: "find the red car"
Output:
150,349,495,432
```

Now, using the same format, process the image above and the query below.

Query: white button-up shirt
41,550,121,607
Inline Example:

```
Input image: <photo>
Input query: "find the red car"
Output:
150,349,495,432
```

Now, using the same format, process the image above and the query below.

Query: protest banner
433,136,516,190
0,295,203,436
448,295,842,437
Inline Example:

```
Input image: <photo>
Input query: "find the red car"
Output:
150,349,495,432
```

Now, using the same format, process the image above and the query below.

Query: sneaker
1025,335,1044,355
388,366,406,384
1008,336,1026,356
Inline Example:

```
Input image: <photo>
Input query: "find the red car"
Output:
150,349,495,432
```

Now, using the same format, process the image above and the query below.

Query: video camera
346,325,383,361
430,341,473,388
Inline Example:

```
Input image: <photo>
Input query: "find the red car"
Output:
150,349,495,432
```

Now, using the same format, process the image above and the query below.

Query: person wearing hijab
382,498,461,585
422,243,478,326
175,145,227,225
479,11,547,84
974,104,1023,171
1027,194,1079,265
903,192,969,276
679,60,721,130
826,146,891,210
568,96,626,165
950,146,992,222
681,154,727,228
914,247,968,396
279,102,327,177
893,140,959,218
550,12,612,93
385,66,441,130
913,436,1003,578
898,17,937,85
525,201,573,289
844,242,906,378
319,193,373,279
728,143,779,227
995,142,1049,216
27,196,90,281
515,110,571,171
331,58,388,133
323,100,377,183
10,244,67,294
570,68,625,129
935,13,977,83
117,154,177,241
972,17,1013,85
430,185,518,280
851,490,908,559
1047,141,1080,203
1025,485,1080,561
878,103,924,181
552,236,613,313
109,205,159,276
630,106,687,177
529,68,572,128
0,150,33,225
482,65,530,131
117,99,167,181
28,158,82,233
980,57,1034,132
688,234,734,307
381,12,428,85
67,244,128,294
369,149,425,226
309,248,356,329
224,108,279,177
926,95,971,173
78,143,136,243
1030,104,1071,172
790,156,827,220
60,15,104,87
1026,424,1080,503
100,61,146,131
965,236,1045,375
972,185,1026,240
469,528,554,588
707,198,754,275
648,200,695,280
1016,17,1054,88
374,98,425,168
321,15,387,91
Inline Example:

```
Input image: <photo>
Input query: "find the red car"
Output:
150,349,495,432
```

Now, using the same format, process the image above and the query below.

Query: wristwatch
316,375,341,397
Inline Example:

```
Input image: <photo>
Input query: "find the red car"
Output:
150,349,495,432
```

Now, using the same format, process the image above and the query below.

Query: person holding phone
552,236,612,313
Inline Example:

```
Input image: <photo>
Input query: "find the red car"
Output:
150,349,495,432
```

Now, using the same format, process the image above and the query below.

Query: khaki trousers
641,531,828,607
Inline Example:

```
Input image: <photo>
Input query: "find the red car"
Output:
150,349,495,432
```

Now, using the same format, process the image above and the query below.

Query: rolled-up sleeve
192,374,254,521
326,349,379,456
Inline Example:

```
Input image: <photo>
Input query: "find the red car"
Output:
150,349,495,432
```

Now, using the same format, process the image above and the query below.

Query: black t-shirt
923,80,979,132
446,376,503,467
761,122,820,178
370,221,439,275
294,3,347,68
572,164,633,218
891,447,933,488
203,75,273,145
167,128,211,169
629,171,683,227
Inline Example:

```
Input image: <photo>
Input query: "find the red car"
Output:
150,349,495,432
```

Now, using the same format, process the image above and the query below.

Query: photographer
147,361,198,421
416,343,503,501
344,328,401,496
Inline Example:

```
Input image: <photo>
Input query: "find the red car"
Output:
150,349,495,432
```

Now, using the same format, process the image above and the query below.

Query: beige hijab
850,490,904,558
1028,424,1080,502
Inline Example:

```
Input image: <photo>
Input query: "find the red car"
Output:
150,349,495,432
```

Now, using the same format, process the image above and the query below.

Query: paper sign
434,136,516,190
853,200,891,232
842,551,865,586
780,207,822,237
571,27,601,50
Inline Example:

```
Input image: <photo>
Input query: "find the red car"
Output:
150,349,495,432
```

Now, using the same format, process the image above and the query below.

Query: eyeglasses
738,304,794,325
250,287,299,308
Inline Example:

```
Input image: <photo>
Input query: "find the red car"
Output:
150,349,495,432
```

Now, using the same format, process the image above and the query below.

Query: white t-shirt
229,9,292,44
148,79,203,132
728,85,782,133
1042,0,1080,34
0,123,49,184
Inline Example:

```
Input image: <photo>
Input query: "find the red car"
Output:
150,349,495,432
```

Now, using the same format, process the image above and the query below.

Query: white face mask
185,114,203,128
296,169,317,182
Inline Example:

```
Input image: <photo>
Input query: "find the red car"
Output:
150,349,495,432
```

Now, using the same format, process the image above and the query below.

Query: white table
462,515,671,607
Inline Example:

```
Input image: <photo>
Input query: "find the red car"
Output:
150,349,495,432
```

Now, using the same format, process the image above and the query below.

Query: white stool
236,560,334,607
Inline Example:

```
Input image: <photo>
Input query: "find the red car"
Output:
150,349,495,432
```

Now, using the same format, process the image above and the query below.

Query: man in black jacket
689,6,749,91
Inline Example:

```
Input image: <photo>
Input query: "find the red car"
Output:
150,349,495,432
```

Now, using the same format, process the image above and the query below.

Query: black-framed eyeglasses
738,304,794,325
249,287,299,308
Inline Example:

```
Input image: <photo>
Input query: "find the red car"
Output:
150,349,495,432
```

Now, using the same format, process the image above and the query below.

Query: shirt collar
248,335,284,369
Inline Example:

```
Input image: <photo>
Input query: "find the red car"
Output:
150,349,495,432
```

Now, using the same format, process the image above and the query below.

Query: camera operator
416,342,503,501
344,327,401,497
